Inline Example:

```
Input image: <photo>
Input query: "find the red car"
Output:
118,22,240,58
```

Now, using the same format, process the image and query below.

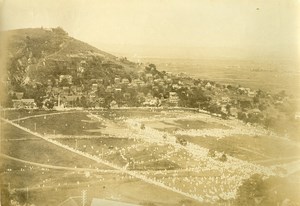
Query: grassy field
19,112,105,136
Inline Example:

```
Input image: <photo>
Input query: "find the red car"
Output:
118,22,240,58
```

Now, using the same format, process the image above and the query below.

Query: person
220,153,227,162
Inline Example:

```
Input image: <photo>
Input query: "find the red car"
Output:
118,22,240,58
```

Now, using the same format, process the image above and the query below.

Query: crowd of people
122,114,277,202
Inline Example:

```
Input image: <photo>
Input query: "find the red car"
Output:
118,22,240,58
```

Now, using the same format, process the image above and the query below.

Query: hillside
3,27,139,93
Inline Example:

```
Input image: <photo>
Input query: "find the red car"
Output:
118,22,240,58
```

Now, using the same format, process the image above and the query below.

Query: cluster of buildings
41,70,183,108
9,62,297,126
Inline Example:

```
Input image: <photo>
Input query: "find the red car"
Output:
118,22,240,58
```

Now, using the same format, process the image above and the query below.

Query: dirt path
0,153,119,173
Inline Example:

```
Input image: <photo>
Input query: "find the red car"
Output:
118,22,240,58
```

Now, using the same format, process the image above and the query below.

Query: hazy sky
1,0,299,59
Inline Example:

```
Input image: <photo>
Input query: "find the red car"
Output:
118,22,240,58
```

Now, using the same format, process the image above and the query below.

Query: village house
143,93,158,107
229,107,238,117
248,90,257,98
14,92,24,100
69,85,77,94
47,79,52,86
128,83,138,89
221,97,231,104
145,73,154,82
221,105,228,114
45,85,52,95
152,86,159,91
59,75,73,85
62,95,81,107
121,78,130,85
238,99,253,110
158,81,165,87
80,60,87,66
169,92,179,106
77,66,85,76
294,112,300,120
172,84,182,89
205,82,212,89
52,87,60,95
91,83,98,92
91,78,103,84
87,92,97,103
114,77,121,85
132,78,144,86
62,86,70,95
115,88,122,92
166,78,173,84
248,108,262,115
139,82,146,88
105,86,113,93
98,97,105,104
123,92,131,100
12,99,35,109
54,78,59,86
110,100,118,108
136,92,146,103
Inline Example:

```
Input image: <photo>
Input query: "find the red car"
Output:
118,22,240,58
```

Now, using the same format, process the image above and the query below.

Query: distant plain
137,58,300,97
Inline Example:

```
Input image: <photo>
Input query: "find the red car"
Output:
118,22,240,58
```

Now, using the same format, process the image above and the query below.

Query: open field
1,109,300,205
17,112,105,136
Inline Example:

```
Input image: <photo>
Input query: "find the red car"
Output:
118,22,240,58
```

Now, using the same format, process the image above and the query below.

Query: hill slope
3,27,138,92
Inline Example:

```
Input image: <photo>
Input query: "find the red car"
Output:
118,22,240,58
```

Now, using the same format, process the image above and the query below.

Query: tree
235,174,267,206
145,64,156,72
52,27,68,36
35,96,44,109
1,184,10,206
80,96,88,108
75,97,81,107
219,153,227,162
45,100,54,109
2,94,13,108
207,103,221,114
59,78,70,87
226,104,231,114
236,175,300,206
238,112,247,122
208,149,216,157
264,117,278,129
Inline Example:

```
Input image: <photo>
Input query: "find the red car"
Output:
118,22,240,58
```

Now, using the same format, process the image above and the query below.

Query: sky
1,0,299,60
